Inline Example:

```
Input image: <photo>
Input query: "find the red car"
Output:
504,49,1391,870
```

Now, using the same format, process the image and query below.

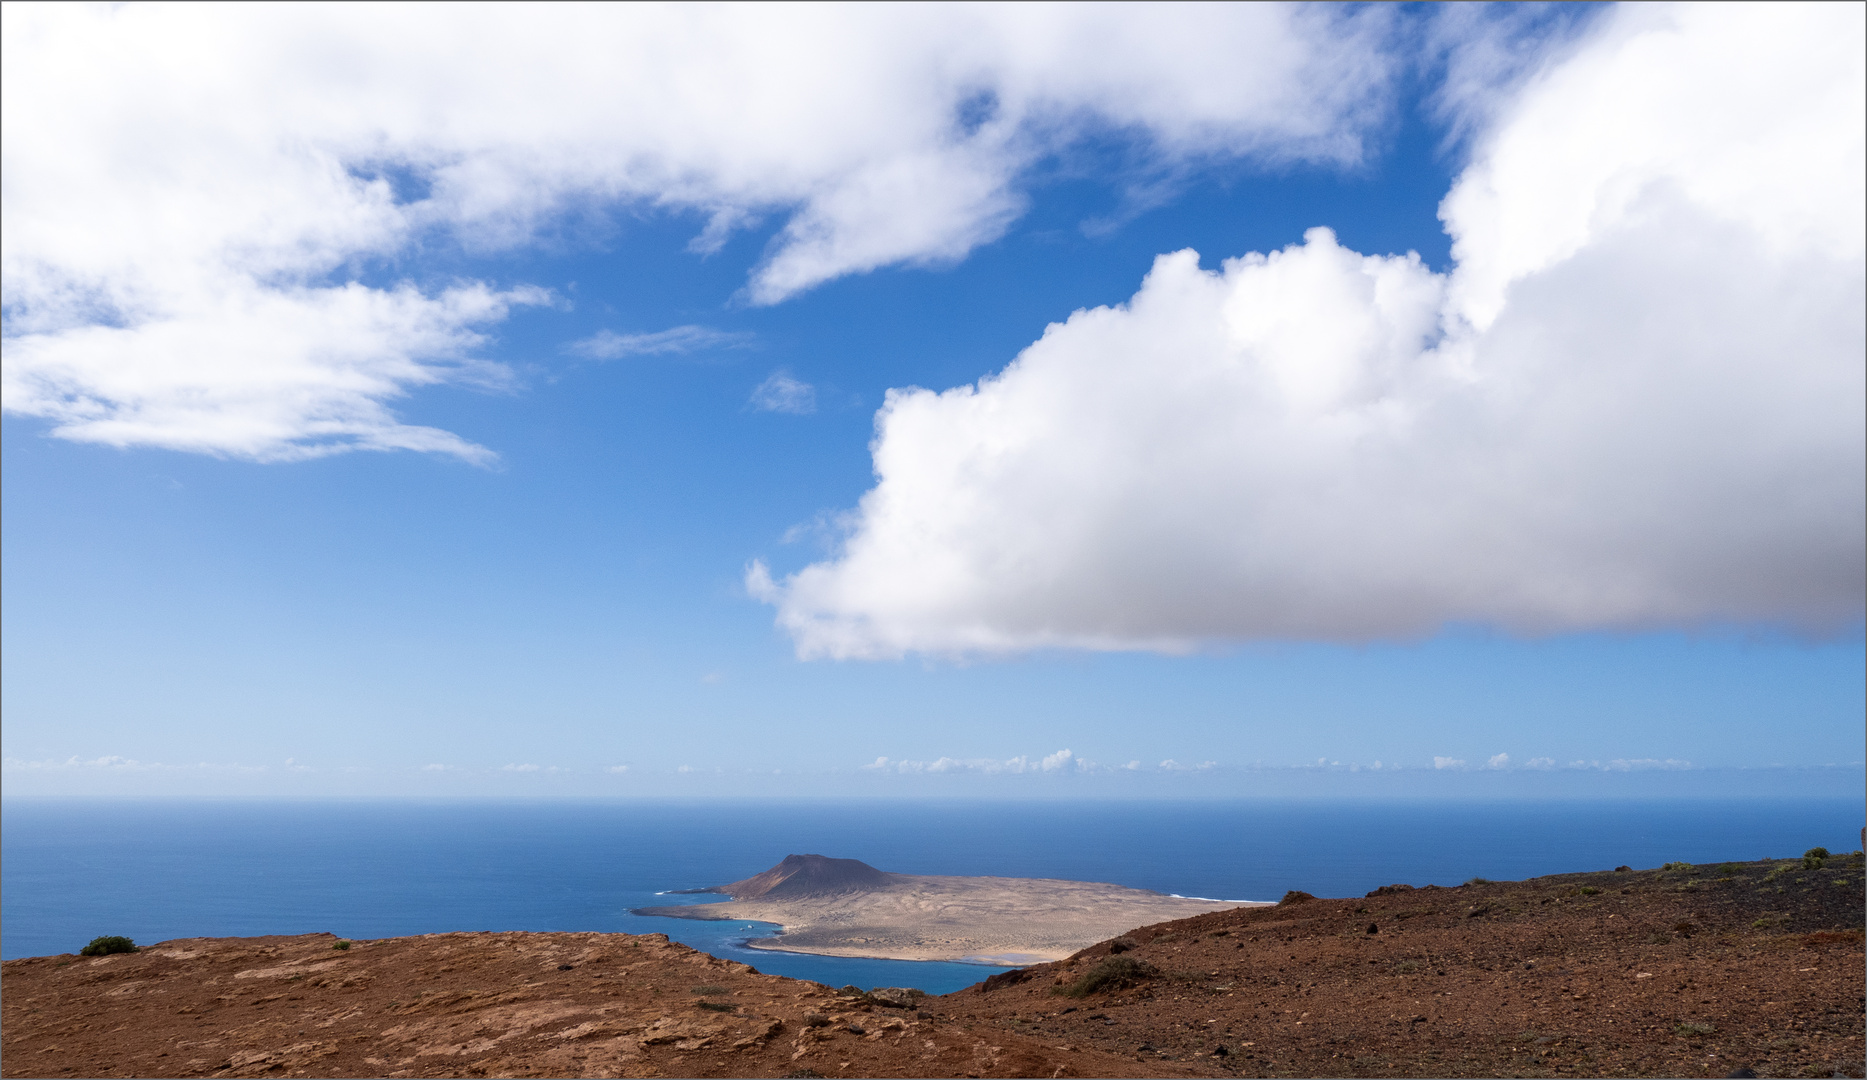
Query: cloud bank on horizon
753,2,1866,654
1,2,1389,461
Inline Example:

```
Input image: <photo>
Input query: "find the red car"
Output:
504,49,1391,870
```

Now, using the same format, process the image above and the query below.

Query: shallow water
3,796,1857,992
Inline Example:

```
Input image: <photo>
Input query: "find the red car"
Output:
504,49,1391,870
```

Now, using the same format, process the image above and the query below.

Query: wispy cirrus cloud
749,371,817,414
563,325,756,360
2,4,1396,462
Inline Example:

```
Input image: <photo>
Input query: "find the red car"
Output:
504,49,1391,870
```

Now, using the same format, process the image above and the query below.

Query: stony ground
943,852,1865,1079
3,853,1861,1078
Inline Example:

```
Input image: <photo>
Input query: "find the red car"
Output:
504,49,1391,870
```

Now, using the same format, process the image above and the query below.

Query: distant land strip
632,853,1268,963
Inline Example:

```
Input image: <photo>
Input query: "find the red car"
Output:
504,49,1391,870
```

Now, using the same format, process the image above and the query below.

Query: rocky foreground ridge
2,853,1861,1079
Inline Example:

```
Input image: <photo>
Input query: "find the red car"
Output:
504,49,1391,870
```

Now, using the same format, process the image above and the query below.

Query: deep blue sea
3,798,1859,993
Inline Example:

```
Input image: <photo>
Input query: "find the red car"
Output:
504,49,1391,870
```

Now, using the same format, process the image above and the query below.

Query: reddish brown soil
945,853,1864,1079
3,854,1860,1079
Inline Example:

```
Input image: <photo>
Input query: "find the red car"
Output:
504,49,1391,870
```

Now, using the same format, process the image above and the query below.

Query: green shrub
1056,956,1157,998
1674,1022,1715,1037
1464,877,1490,886
1803,847,1830,860
1660,861,1693,872
1578,886,1600,895
332,941,350,950
79,935,138,956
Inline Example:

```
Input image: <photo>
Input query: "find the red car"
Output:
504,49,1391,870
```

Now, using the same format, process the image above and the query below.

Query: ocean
2,797,1858,993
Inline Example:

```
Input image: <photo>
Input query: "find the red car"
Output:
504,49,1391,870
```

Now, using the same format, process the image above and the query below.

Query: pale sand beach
635,854,1268,964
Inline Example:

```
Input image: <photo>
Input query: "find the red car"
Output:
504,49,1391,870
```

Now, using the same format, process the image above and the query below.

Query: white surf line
1167,894,1272,903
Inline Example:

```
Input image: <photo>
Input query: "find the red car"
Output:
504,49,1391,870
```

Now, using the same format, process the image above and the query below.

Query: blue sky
3,3,1861,796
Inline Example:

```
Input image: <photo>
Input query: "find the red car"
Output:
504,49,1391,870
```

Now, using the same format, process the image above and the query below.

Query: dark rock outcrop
714,854,902,900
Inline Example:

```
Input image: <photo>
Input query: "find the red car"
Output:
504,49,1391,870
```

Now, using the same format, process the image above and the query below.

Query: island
6,853,1861,1077
631,853,1268,963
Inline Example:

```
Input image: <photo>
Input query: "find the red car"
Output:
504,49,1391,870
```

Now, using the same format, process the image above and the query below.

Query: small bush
1464,877,1490,886
1056,956,1157,998
1675,1022,1715,1037
1804,847,1830,860
1278,890,1314,905
1579,886,1601,896
332,941,350,950
1395,959,1420,973
1660,861,1694,872
691,985,729,995
80,936,138,957
1106,936,1138,954
695,1001,736,1012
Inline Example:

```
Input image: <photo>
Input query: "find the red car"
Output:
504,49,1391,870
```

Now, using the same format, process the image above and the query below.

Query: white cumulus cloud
752,2,1866,656
2,3,1393,461
862,749,1099,774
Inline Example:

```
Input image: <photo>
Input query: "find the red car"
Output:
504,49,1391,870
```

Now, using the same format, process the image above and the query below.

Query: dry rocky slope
2,853,1860,1079
635,854,1262,964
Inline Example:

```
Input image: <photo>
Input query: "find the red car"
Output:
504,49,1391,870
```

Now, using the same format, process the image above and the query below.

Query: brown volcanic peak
719,853,899,899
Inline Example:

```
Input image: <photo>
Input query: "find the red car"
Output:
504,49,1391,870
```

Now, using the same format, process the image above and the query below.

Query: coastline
6,853,1859,1079
634,870,1270,964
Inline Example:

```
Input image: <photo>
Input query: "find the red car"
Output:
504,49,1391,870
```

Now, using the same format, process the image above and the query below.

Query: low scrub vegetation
79,936,137,956
1056,955,1157,998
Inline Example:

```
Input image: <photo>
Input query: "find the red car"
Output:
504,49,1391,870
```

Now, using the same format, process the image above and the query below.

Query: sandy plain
634,855,1268,963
